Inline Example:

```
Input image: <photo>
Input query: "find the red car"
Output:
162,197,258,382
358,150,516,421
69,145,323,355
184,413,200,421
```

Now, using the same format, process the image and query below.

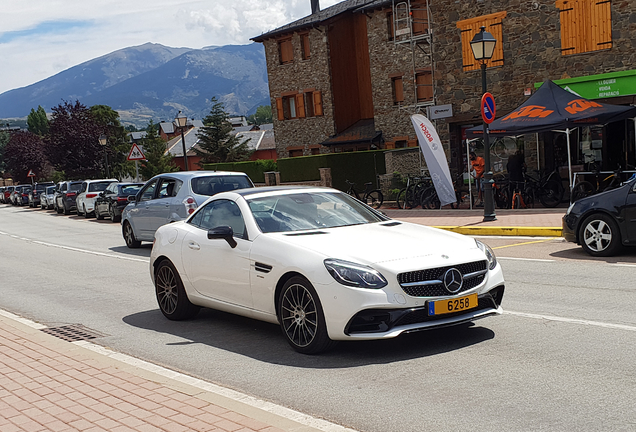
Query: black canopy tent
466,80,636,190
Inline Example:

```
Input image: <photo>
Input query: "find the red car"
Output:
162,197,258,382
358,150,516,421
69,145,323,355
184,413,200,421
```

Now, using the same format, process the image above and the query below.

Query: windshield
121,185,142,195
247,192,388,233
88,182,112,192
46,186,55,194
191,175,253,196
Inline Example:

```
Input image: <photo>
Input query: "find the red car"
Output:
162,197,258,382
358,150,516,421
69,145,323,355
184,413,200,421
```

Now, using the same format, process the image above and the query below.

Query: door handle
188,242,200,250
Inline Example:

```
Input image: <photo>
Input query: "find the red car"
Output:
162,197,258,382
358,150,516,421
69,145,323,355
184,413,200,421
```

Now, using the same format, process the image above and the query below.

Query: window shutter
556,0,612,56
416,72,433,102
278,39,293,64
411,1,428,36
313,91,323,116
592,0,612,50
393,77,404,104
276,98,284,121
456,12,507,71
296,94,306,118
301,33,310,60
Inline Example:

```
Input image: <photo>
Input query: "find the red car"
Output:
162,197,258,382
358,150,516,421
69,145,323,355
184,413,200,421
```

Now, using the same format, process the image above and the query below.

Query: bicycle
522,168,565,208
571,164,624,202
345,180,384,209
396,175,431,209
510,180,528,209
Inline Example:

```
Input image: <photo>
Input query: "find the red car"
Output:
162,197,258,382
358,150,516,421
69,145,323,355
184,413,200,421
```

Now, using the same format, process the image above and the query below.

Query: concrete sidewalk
0,310,350,432
384,208,566,237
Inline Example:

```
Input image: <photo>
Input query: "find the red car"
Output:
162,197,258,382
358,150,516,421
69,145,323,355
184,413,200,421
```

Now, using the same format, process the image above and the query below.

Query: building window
300,33,310,60
556,0,612,56
411,1,429,36
278,38,293,64
456,12,507,71
387,12,394,41
391,76,404,104
415,71,433,102
395,140,408,149
310,146,320,155
276,91,322,121
289,149,303,157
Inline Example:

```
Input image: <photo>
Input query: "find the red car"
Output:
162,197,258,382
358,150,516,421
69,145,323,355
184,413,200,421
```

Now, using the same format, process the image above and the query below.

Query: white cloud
0,0,344,97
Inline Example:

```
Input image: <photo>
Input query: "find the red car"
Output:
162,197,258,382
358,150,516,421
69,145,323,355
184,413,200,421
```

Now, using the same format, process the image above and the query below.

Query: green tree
138,120,177,180
247,105,272,125
4,131,48,182
27,106,49,136
195,97,253,164
90,105,135,179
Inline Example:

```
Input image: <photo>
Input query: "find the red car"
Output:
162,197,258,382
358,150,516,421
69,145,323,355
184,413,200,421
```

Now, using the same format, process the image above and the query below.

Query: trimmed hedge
277,150,386,192
201,160,278,183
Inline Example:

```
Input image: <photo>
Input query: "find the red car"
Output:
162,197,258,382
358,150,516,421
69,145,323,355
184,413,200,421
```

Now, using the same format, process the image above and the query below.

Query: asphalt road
1,204,635,432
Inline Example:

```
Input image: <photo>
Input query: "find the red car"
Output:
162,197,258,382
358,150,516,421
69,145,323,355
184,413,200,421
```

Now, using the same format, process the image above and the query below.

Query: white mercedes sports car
150,186,505,354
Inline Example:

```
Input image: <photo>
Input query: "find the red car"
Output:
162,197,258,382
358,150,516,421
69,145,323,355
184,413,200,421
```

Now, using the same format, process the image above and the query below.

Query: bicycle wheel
523,186,535,208
512,193,522,209
396,188,407,209
495,186,510,209
419,187,440,209
571,181,595,202
539,180,564,208
404,186,418,209
365,190,383,209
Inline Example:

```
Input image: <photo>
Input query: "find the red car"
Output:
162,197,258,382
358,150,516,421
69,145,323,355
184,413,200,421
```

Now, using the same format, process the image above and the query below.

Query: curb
431,226,563,237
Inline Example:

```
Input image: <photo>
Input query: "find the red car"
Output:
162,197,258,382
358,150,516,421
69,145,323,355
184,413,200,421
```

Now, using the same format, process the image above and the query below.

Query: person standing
506,150,526,208
470,151,485,206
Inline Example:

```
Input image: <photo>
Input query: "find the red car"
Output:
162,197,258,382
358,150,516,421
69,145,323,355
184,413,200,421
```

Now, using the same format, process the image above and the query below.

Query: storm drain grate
40,324,107,342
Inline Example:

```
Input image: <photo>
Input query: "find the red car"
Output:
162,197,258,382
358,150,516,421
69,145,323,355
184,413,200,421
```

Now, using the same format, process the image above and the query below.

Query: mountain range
0,42,269,127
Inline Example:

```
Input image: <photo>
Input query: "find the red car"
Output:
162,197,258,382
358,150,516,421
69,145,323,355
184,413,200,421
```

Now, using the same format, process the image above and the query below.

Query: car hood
267,221,485,271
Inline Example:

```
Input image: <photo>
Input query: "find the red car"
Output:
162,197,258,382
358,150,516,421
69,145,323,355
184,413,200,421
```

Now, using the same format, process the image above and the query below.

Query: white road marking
505,310,636,332
498,256,555,262
612,263,636,267
0,231,148,263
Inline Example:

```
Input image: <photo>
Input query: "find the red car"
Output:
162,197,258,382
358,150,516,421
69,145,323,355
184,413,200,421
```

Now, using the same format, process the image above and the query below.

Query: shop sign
534,69,636,99
427,104,453,120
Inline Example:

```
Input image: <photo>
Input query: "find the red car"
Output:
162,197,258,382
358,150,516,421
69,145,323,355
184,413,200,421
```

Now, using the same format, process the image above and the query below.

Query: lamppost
470,26,497,222
98,134,110,178
175,111,189,171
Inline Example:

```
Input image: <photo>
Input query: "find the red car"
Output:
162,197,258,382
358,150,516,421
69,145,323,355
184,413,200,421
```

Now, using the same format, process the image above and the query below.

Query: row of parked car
1,180,145,223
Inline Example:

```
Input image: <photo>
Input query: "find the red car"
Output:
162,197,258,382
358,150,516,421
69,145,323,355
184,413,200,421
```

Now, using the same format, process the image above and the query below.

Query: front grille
397,260,488,297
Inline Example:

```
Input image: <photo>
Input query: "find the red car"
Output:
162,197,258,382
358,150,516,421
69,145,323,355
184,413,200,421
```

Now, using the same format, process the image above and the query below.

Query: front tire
63,203,70,215
278,276,336,354
580,213,622,257
83,205,91,219
123,221,141,248
365,190,383,209
155,260,200,320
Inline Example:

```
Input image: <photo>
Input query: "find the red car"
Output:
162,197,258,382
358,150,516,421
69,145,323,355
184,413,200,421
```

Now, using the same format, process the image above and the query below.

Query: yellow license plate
429,293,478,316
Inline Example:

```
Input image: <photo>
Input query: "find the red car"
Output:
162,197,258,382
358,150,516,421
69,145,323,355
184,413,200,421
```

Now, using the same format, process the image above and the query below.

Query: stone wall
262,29,335,159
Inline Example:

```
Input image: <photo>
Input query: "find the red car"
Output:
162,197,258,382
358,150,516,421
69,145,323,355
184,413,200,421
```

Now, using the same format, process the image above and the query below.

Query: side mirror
99,192,104,197
207,226,237,248
127,195,136,202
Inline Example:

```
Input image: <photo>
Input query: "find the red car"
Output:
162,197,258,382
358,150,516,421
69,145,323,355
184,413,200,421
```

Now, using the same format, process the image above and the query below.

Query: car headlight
565,202,575,215
324,259,387,289
475,239,497,270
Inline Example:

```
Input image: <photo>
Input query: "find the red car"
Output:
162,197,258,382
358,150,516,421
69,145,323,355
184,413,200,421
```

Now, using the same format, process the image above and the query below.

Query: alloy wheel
583,220,612,252
156,265,178,315
280,283,318,348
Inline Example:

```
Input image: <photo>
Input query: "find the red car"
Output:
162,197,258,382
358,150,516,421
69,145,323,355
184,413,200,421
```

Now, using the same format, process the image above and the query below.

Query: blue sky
0,0,342,100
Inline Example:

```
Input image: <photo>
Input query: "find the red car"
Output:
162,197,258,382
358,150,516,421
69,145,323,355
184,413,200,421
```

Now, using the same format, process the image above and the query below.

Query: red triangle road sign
27,170,36,177
127,143,146,161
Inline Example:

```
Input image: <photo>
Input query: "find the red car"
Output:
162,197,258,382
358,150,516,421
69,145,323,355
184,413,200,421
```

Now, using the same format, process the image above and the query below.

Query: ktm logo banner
564,99,602,115
502,105,554,121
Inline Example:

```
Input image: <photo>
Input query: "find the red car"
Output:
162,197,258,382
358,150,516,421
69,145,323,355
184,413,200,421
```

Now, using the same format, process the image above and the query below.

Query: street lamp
98,134,110,178
175,111,189,171
470,26,497,222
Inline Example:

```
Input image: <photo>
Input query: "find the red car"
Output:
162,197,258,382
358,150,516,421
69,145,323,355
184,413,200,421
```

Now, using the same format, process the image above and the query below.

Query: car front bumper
317,263,506,341
562,214,578,243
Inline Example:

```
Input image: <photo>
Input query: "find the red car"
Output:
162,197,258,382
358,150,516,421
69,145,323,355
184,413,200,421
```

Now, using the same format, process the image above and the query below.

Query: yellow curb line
432,226,563,237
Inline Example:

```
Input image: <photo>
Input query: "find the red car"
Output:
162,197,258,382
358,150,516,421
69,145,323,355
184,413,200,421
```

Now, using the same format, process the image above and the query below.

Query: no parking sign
481,92,496,124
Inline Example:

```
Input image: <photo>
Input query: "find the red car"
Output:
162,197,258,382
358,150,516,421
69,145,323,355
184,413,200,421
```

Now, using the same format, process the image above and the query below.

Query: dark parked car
563,175,636,256
14,185,32,206
29,182,55,208
53,180,83,215
94,182,144,223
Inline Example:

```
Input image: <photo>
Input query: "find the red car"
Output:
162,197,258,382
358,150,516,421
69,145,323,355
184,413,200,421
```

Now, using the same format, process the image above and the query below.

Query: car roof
150,171,250,181
237,186,334,197
82,178,118,183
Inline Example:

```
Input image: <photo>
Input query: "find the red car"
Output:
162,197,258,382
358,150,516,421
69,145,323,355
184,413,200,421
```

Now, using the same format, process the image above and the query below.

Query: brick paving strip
0,311,354,432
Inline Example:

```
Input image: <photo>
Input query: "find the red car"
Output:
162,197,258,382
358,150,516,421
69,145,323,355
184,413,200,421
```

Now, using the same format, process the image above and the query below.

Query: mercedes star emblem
443,268,463,294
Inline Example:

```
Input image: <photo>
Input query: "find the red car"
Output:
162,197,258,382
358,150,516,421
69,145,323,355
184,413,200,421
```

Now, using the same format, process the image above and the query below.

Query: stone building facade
254,0,636,178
